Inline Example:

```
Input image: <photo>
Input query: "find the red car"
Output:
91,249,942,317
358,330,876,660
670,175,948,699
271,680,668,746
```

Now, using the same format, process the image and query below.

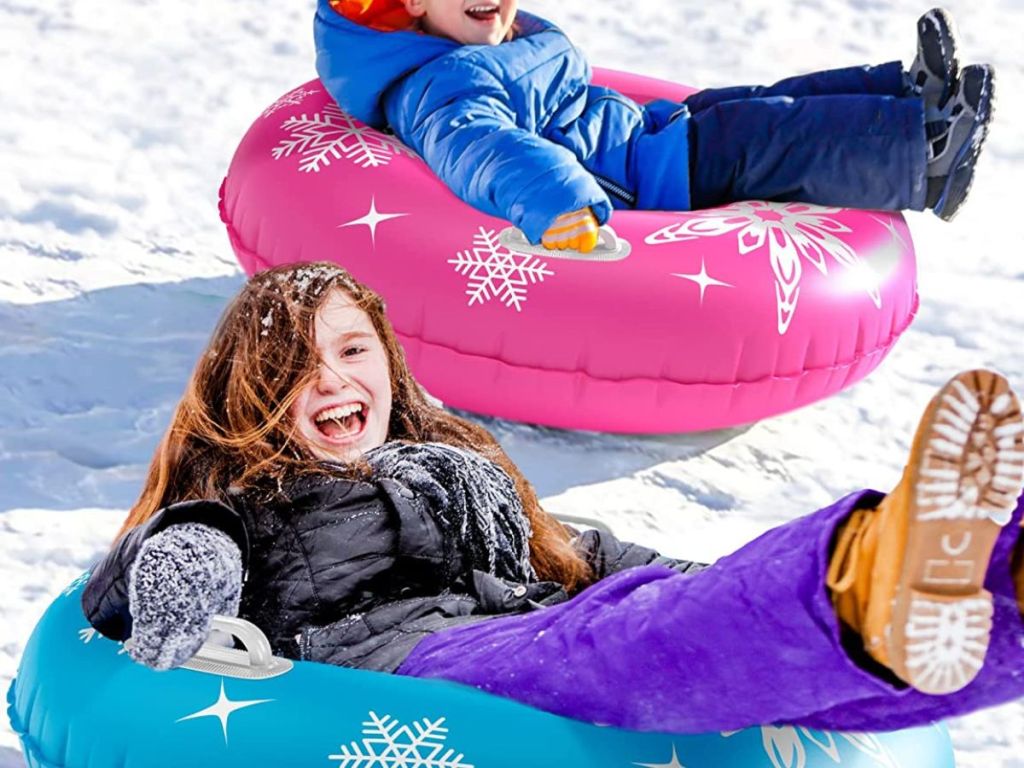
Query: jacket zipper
592,171,637,207
581,92,652,208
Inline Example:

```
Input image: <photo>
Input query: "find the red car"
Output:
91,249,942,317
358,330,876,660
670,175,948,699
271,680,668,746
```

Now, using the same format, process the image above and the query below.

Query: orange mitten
541,208,599,253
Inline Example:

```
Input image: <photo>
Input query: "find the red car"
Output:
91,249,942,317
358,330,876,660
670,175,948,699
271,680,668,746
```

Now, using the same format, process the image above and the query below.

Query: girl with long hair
84,262,1024,733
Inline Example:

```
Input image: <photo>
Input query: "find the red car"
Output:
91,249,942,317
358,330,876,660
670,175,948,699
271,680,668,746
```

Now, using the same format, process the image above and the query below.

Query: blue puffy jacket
313,0,692,243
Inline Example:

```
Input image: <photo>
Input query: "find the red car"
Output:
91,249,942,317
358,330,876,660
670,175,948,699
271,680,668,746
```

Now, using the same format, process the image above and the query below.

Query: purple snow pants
398,490,1024,734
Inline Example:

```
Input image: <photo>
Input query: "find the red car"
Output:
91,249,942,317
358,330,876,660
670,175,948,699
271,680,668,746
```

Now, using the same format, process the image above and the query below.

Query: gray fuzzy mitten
127,522,243,670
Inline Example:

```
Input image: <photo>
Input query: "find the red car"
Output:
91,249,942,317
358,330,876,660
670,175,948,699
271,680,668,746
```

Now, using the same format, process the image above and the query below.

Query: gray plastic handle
498,225,631,261
180,615,293,680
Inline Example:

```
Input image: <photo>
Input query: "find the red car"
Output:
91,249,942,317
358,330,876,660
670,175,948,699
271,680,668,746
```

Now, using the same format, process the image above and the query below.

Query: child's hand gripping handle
127,522,243,670
541,207,600,253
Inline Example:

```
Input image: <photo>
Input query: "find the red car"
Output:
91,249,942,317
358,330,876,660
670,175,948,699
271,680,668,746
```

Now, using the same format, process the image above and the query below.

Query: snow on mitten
366,442,453,512
366,442,534,583
127,522,243,670
541,208,599,253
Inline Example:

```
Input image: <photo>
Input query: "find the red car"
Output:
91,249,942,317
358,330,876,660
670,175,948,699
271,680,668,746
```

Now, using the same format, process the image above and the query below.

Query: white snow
1,0,1022,766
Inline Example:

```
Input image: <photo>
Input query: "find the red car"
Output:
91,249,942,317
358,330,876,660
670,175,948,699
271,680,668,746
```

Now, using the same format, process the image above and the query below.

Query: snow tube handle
178,615,294,680
498,225,632,261
597,225,621,253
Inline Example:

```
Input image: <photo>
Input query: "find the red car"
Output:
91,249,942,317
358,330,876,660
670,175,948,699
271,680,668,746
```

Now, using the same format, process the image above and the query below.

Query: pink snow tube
220,69,918,433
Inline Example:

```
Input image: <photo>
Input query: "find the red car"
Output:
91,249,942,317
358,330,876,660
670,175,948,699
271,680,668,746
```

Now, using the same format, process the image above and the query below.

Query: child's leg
399,493,1024,733
816,370,1024,729
684,5,961,116
399,372,1024,734
688,92,927,211
399,490,901,733
803,500,1024,731
683,61,907,114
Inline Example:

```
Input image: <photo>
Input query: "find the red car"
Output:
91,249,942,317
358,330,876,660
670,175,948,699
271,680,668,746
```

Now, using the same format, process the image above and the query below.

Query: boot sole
888,370,1024,694
934,67,997,222
914,8,959,107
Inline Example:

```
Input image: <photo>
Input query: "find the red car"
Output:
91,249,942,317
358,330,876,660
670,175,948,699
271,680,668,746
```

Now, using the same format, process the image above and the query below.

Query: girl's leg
683,61,907,114
400,490,906,734
803,501,1024,731
687,92,928,211
399,372,1024,734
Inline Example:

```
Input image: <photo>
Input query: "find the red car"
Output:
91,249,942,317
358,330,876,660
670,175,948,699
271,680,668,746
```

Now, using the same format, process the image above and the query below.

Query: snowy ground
2,0,1022,765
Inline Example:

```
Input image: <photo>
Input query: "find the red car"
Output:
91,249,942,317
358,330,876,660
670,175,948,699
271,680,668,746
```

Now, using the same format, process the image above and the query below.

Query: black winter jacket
83,472,705,672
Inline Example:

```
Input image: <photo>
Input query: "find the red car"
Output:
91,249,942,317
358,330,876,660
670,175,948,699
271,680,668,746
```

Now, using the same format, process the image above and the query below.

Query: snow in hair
251,263,372,336
265,263,363,296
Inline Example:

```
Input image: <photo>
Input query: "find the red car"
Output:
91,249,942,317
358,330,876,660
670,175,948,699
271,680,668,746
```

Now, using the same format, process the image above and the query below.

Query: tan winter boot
828,370,1024,695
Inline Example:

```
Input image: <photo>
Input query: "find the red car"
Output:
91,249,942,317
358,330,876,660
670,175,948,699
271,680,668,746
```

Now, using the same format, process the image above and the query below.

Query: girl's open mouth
465,4,499,22
313,402,368,443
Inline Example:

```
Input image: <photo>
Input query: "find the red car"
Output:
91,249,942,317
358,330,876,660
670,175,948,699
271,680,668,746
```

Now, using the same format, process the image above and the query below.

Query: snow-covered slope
2,1,1022,765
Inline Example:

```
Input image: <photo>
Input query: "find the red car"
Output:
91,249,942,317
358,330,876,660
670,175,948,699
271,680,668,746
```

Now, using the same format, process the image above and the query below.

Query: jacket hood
314,0,551,127
330,0,414,31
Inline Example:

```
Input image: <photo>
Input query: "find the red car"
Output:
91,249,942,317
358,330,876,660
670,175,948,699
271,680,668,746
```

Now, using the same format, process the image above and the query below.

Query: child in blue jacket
315,2,994,253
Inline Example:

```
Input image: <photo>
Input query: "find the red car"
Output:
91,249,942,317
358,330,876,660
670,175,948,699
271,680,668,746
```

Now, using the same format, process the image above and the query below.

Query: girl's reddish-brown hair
118,262,593,591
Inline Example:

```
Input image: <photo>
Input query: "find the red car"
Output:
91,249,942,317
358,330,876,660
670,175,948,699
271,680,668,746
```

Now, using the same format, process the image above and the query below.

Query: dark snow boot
909,8,959,112
927,64,996,221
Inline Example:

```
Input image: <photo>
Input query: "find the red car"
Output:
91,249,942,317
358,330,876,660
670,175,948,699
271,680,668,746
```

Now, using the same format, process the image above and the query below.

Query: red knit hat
330,0,415,31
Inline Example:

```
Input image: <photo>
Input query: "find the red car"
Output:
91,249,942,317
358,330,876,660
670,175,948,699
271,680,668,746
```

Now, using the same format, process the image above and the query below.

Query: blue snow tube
8,575,956,768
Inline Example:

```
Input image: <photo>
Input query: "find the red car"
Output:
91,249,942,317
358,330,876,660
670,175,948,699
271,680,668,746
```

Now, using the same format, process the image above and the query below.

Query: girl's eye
341,346,366,357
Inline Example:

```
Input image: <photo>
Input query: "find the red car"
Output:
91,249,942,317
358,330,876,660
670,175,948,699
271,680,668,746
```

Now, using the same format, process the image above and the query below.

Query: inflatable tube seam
7,679,64,768
220,180,270,276
403,298,916,387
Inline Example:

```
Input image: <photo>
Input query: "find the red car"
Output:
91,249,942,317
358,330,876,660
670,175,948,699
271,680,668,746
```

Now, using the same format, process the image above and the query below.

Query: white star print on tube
634,743,687,768
870,214,909,249
671,256,733,305
176,680,273,744
338,195,408,248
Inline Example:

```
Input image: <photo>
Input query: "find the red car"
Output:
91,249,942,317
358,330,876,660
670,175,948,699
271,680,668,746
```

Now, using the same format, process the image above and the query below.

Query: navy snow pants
684,61,929,211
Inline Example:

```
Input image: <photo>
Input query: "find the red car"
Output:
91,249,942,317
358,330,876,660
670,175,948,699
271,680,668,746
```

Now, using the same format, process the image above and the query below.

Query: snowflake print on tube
447,228,554,312
750,726,900,768
329,712,474,768
273,104,418,172
645,202,882,335
261,84,322,120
